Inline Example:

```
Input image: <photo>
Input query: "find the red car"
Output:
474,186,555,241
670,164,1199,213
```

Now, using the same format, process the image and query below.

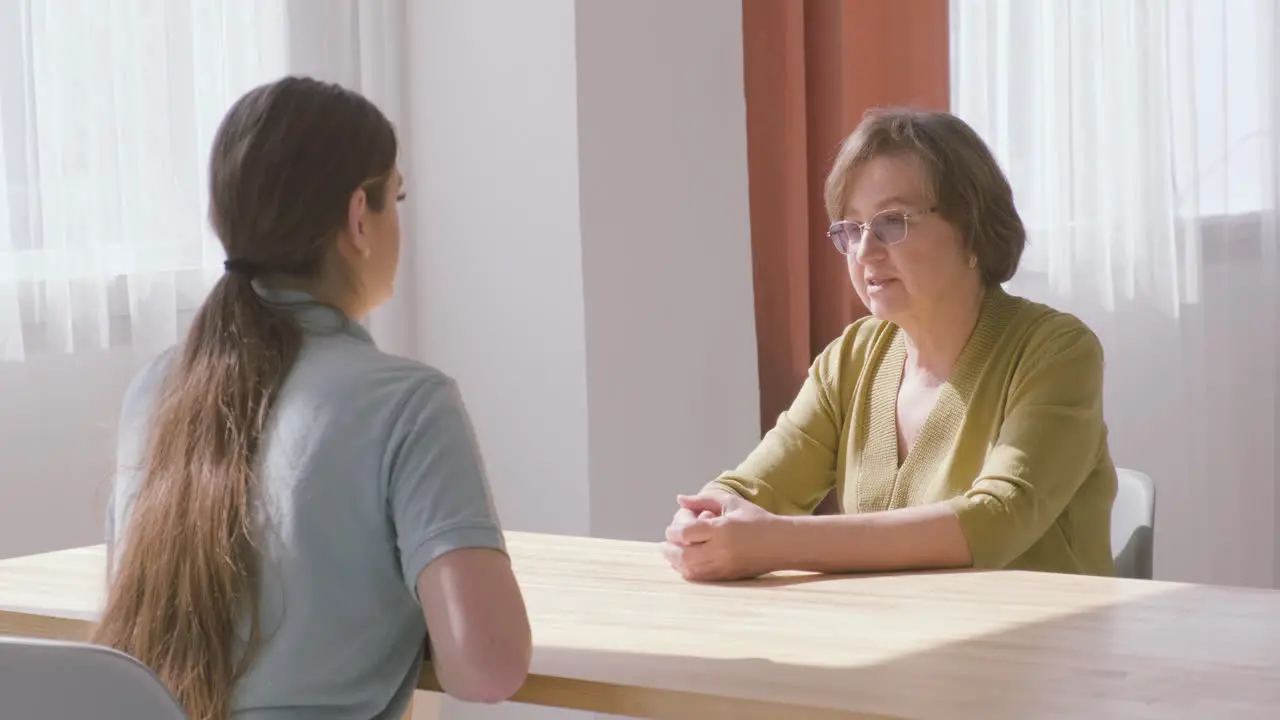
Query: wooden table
3,531,1280,719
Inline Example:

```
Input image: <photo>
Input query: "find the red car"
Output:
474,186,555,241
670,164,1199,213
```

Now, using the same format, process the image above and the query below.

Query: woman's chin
864,290,908,322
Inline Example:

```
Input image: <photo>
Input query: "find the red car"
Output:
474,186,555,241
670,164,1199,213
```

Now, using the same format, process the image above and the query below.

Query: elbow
440,637,532,704
445,657,530,705
948,494,1029,570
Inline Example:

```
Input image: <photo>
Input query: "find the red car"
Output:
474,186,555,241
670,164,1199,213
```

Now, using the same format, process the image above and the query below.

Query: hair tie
223,258,257,277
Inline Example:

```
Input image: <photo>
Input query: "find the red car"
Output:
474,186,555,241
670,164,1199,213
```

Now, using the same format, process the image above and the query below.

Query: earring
968,255,977,269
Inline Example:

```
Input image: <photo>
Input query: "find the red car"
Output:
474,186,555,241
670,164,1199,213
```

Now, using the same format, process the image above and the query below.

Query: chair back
1111,468,1156,579
0,636,187,719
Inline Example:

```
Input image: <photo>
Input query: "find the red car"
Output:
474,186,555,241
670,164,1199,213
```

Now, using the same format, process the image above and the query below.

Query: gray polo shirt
107,287,506,719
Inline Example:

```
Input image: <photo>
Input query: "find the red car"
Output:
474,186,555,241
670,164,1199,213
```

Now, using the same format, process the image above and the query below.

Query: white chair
0,636,187,719
1111,468,1156,580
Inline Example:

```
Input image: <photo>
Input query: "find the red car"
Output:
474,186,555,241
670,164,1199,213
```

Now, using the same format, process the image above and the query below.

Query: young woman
94,76,531,720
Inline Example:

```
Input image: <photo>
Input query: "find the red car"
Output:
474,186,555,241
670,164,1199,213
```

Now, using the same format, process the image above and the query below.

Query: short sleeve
387,377,506,600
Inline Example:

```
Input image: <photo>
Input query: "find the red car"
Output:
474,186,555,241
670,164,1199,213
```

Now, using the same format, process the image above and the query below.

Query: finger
664,523,694,546
666,509,699,545
697,510,715,520
660,541,680,565
677,494,724,515
672,508,697,525
669,542,719,582
666,517,718,545
659,542,693,578
662,541,714,581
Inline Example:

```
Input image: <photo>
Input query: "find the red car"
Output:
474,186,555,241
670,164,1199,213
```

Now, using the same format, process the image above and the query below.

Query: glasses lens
829,223,858,254
870,212,908,244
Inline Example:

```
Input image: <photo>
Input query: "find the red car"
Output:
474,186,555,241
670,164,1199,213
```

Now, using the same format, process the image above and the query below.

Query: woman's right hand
666,492,746,545
661,492,783,581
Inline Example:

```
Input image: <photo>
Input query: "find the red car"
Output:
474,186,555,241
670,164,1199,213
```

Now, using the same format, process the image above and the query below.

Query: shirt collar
251,284,374,345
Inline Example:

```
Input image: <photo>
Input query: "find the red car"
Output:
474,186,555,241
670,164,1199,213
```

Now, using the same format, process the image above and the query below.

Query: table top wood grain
3,531,1279,719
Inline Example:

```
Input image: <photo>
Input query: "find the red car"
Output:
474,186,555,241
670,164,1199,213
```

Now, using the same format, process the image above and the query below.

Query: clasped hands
660,492,783,581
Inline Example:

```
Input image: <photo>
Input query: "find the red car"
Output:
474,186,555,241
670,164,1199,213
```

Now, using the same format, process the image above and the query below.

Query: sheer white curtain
953,0,1280,588
0,0,289,361
0,0,415,363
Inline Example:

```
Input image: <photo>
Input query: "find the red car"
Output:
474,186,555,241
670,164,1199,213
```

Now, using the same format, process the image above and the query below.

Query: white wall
404,0,759,542
575,0,759,539
404,1,758,718
0,347,137,560
407,0,592,543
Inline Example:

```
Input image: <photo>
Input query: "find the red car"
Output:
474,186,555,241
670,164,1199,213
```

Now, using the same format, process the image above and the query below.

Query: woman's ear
340,187,372,260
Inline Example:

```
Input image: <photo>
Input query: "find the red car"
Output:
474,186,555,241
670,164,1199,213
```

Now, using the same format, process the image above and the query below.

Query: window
951,0,1276,313
0,0,288,359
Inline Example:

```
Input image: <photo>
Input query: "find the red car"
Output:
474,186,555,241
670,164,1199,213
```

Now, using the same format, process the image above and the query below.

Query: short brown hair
824,108,1025,285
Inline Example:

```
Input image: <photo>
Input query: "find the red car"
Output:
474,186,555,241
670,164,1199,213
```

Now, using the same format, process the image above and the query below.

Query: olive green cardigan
709,287,1116,575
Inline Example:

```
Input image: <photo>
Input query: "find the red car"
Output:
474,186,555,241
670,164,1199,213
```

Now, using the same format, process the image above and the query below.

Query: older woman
663,108,1116,581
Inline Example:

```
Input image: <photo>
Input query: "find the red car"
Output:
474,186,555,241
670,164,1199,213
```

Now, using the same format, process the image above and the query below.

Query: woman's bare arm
416,547,531,704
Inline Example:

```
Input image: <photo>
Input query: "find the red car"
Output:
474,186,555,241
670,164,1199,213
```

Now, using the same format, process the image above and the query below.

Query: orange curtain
743,0,950,435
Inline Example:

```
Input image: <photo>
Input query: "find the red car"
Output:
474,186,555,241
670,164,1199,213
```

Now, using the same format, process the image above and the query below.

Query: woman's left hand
661,495,786,581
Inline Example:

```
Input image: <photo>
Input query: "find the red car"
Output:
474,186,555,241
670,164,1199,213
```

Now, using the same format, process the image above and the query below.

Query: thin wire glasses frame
828,207,938,255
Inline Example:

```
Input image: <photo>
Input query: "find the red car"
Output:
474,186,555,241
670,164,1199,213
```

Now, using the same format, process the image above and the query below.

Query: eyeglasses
828,207,937,254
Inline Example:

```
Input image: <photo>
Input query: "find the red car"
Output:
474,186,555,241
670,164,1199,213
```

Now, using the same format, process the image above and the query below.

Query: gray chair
1111,468,1156,580
0,636,187,719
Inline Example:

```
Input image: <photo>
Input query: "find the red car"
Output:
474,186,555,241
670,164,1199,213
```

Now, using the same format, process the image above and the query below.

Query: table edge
4,611,889,719
0,609,93,642
416,663,903,720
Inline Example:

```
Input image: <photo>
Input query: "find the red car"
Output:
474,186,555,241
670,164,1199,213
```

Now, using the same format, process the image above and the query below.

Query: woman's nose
854,229,882,264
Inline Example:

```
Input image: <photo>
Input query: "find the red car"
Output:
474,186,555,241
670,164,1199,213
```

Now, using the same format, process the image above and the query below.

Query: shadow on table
467,577,1280,719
